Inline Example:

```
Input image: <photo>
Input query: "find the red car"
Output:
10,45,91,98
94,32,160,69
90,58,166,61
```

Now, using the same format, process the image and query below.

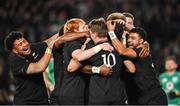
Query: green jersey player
159,56,180,105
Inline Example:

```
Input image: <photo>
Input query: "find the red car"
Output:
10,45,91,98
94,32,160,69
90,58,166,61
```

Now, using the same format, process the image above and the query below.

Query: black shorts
138,88,168,105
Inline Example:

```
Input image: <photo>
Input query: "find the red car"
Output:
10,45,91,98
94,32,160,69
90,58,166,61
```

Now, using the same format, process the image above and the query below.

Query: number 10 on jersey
101,53,116,68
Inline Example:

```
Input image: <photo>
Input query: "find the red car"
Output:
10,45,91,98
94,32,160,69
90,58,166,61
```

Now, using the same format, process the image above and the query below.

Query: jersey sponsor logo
102,53,116,68
166,82,174,90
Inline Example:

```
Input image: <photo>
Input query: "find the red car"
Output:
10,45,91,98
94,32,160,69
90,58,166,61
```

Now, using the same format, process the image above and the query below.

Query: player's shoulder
10,54,24,63
159,72,168,78
64,40,81,48
132,47,142,57
175,71,180,76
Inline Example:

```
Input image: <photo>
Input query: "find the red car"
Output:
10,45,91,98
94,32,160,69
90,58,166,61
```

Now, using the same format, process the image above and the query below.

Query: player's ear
12,48,18,54
91,32,96,38
139,38,144,44
174,62,178,69
94,33,99,39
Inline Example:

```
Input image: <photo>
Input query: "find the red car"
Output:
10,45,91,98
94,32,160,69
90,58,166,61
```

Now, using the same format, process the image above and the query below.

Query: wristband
92,66,100,74
108,31,117,40
45,48,52,54
93,45,102,53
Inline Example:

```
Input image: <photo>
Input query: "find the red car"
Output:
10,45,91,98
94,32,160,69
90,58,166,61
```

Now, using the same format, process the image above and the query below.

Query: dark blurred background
0,0,179,104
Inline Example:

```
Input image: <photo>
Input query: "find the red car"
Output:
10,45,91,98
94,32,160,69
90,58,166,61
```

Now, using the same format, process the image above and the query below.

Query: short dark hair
4,31,24,51
165,56,177,63
123,12,134,21
88,18,108,37
129,27,147,41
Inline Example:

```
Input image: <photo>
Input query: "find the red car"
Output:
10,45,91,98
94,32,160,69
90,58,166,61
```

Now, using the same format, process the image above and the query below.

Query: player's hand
51,33,59,40
99,64,113,76
115,19,125,26
106,20,116,32
100,43,114,52
49,84,54,92
122,31,129,37
138,41,150,58
48,37,59,49
84,31,90,38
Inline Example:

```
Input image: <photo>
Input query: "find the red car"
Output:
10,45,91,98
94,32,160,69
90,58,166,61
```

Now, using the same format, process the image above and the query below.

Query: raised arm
106,20,137,58
44,33,59,44
27,39,57,74
55,31,89,47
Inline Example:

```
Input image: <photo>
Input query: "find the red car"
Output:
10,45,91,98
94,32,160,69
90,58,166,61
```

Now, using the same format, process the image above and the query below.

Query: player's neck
167,70,176,75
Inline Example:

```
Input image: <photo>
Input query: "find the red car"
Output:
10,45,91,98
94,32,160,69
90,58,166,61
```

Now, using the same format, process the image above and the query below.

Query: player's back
85,40,126,104
59,39,86,105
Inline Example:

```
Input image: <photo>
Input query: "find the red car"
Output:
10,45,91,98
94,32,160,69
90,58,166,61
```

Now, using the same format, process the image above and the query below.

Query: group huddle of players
51,12,167,105
4,12,168,105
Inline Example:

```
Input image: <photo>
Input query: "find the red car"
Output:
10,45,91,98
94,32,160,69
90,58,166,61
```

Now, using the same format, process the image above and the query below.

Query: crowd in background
0,0,179,104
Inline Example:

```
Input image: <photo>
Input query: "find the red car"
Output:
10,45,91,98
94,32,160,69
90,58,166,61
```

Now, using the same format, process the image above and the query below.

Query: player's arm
80,64,113,76
138,41,150,58
55,31,89,47
27,39,57,74
43,70,54,93
67,58,82,72
121,31,129,47
123,60,136,73
71,42,114,61
44,33,59,45
67,59,112,76
68,60,96,74
107,20,137,58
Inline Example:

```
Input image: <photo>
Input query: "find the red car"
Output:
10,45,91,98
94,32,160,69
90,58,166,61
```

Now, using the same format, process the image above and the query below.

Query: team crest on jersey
166,82,174,90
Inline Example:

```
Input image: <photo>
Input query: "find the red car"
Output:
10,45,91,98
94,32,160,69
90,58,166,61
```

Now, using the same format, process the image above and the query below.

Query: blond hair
107,12,126,21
